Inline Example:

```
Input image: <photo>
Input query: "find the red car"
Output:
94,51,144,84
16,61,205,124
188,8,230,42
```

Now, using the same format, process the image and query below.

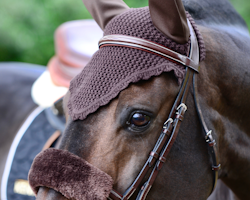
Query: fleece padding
28,148,113,200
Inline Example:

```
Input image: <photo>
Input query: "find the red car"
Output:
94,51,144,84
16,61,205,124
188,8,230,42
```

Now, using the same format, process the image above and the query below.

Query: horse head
29,0,250,199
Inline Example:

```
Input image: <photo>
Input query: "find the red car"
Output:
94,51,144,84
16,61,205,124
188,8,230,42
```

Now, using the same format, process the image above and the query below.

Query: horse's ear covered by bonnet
67,0,205,121
149,0,190,43
83,0,190,43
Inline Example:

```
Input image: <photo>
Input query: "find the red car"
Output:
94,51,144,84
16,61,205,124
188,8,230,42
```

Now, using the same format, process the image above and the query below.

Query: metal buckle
212,164,221,171
163,118,173,129
205,130,216,146
205,130,213,142
177,103,187,112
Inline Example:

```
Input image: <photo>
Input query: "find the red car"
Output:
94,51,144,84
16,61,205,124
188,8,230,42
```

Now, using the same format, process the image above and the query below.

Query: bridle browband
99,19,220,200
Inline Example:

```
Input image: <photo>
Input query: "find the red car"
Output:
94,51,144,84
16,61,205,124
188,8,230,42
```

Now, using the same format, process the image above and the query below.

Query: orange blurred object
48,19,103,87
32,20,103,107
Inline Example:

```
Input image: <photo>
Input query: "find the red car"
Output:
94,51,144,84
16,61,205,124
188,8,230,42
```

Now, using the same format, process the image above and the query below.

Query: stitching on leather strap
99,35,199,72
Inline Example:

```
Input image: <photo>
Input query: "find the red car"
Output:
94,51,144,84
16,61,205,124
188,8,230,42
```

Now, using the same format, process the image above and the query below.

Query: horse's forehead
118,74,179,104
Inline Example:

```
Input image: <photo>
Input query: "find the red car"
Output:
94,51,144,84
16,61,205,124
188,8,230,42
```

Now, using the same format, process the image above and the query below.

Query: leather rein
99,19,220,200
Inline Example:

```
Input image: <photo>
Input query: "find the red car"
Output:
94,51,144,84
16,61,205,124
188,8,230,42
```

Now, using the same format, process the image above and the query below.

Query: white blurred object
31,19,103,107
31,71,68,108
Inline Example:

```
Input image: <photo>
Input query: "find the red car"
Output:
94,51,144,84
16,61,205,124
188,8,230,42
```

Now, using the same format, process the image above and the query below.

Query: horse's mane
183,0,248,31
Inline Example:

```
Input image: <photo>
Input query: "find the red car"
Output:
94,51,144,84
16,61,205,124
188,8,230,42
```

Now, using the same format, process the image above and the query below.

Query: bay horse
31,0,250,199
1,0,250,199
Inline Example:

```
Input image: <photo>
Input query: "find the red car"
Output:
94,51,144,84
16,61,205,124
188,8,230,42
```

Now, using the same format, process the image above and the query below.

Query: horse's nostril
36,186,68,200
46,188,69,200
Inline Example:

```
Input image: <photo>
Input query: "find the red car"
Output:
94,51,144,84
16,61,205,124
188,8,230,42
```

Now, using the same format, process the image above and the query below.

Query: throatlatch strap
193,74,220,193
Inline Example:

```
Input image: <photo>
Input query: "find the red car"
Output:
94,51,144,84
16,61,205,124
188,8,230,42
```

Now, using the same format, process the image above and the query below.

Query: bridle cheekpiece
99,19,221,200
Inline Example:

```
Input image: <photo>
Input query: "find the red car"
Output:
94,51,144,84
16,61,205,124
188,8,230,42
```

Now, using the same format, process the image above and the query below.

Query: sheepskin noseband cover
28,148,113,200
68,7,206,121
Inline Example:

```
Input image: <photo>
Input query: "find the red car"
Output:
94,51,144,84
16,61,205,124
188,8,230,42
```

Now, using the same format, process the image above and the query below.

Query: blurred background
0,0,249,66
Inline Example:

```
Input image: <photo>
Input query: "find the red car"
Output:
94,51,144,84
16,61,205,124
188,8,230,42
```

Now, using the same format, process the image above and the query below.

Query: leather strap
99,35,199,72
100,18,220,200
42,130,61,150
135,20,199,199
193,74,220,192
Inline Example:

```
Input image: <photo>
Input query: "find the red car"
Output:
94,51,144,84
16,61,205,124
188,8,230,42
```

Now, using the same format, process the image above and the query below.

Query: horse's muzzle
28,148,113,200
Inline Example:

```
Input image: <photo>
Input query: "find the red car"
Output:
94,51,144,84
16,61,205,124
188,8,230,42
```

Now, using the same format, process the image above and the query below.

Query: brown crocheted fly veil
68,8,205,121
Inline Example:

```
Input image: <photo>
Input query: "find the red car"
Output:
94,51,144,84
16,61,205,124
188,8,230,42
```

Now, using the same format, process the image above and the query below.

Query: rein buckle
205,130,216,146
212,164,221,171
177,103,188,112
163,118,173,129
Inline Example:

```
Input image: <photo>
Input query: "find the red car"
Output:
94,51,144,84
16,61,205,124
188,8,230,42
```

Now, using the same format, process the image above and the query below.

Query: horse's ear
82,0,129,30
149,0,190,44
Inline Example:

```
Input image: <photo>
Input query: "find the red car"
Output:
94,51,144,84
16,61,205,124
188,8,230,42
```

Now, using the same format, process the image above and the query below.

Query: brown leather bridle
99,19,221,200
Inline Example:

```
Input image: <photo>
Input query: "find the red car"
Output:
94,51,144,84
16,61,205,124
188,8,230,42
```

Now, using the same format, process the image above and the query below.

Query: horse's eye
130,113,151,127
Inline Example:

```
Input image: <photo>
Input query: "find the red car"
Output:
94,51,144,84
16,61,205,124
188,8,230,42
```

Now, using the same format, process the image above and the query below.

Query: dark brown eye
130,113,151,127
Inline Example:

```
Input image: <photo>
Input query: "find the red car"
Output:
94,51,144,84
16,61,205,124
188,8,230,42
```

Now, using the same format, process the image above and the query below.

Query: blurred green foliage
0,0,90,65
0,0,148,65
231,0,250,28
0,0,249,65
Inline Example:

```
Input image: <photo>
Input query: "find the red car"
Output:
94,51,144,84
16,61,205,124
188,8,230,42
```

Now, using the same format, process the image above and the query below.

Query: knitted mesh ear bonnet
68,7,205,120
